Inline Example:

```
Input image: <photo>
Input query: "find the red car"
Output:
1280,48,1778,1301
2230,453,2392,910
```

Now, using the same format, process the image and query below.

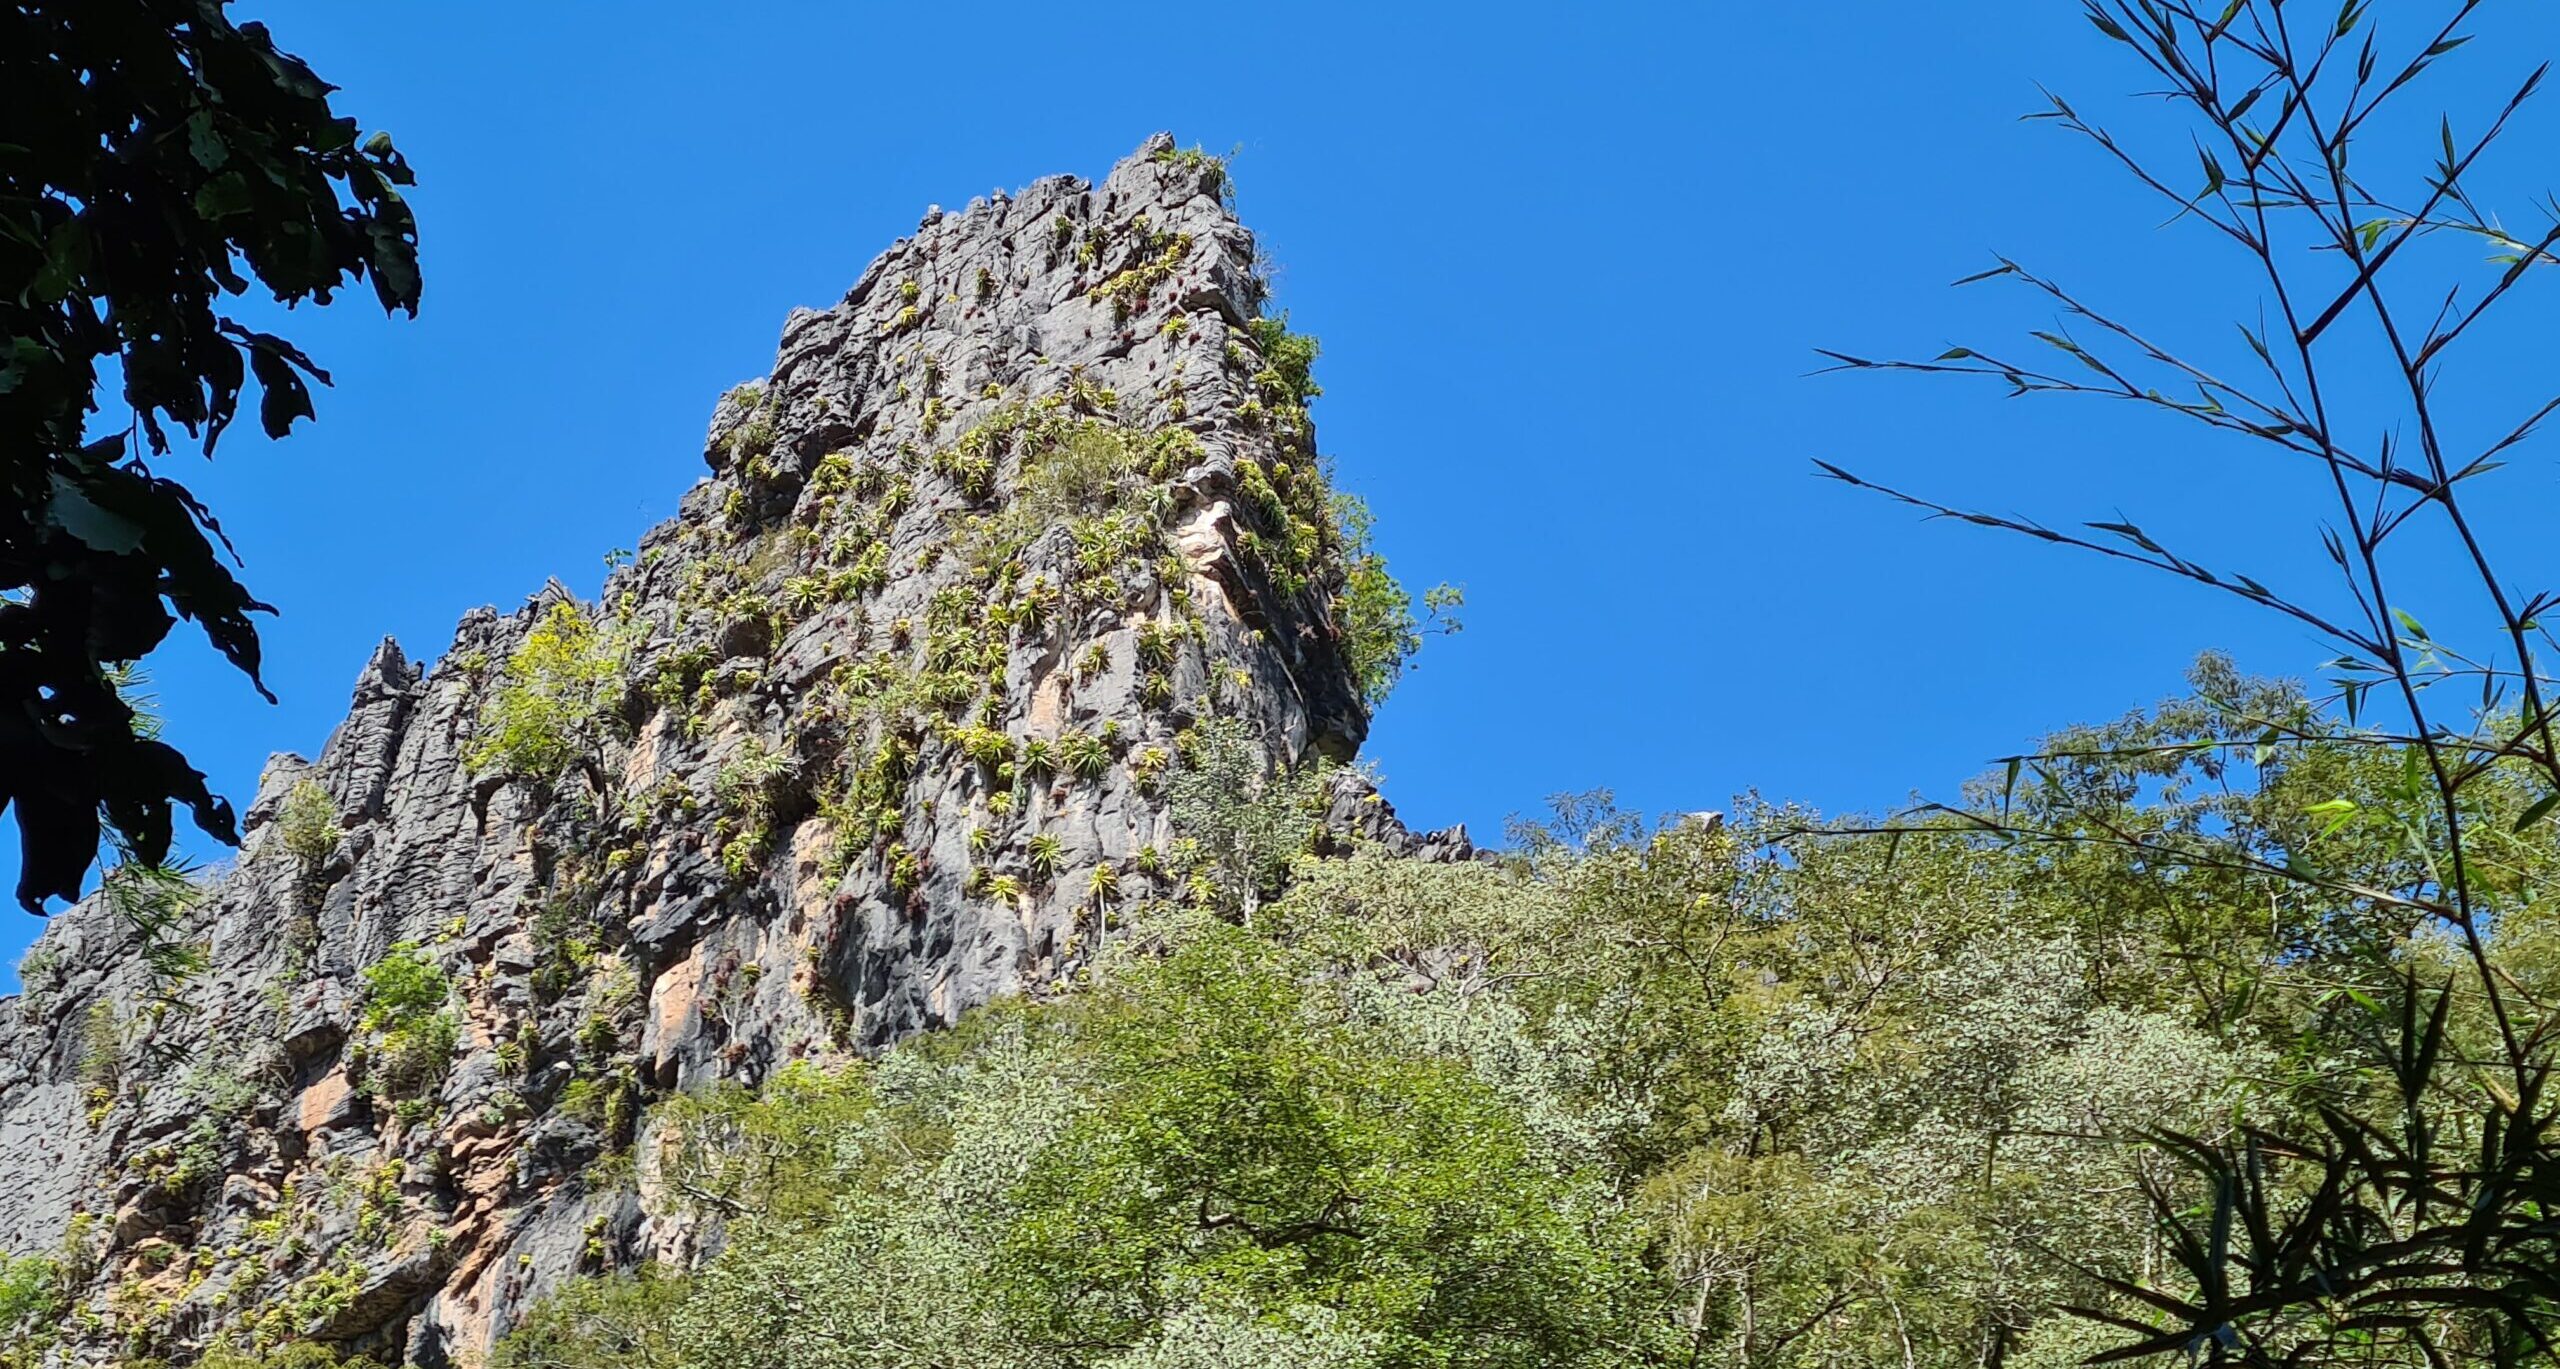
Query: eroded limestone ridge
0,134,1453,1366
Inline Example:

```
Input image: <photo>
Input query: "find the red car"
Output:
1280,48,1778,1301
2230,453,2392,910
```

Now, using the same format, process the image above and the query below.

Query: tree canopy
1,0,418,911
482,687,2560,1369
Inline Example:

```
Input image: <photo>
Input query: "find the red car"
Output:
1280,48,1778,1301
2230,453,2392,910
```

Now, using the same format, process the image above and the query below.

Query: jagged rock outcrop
1320,772,1485,865
0,136,1455,1366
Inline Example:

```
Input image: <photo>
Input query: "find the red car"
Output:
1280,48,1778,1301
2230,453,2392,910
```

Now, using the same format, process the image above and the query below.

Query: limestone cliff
0,136,1464,1366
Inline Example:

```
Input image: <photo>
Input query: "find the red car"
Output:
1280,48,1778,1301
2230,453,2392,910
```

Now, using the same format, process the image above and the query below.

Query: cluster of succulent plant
1090,215,1193,321
1146,139,1231,198
704,326,1263,925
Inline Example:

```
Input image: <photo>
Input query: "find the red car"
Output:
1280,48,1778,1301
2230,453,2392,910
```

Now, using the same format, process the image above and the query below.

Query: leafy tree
1286,793,2272,1369
1164,715,1330,923
2,0,420,911
993,928,1647,1369
657,1060,878,1228
1328,493,1460,712
1821,2,2560,1362
468,601,633,800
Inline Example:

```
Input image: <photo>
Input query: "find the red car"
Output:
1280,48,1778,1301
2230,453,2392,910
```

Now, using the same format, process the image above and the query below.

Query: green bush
1326,494,1458,713
76,1001,123,1093
196,1343,386,1369
0,1255,64,1369
1146,141,1231,201
276,778,338,869
1164,716,1327,922
952,413,1149,574
1246,314,1319,411
467,601,631,795
488,1267,687,1369
358,942,458,1103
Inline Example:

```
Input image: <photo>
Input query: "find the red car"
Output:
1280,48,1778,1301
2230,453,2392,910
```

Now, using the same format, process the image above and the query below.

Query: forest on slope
459,662,2560,1369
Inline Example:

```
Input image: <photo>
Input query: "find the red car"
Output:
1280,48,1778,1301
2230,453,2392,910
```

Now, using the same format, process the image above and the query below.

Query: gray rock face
0,137,1441,1366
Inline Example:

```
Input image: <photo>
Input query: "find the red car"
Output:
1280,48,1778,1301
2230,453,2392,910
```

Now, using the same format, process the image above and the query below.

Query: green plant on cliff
275,779,338,872
0,1255,65,1369
468,601,633,801
355,941,457,1104
952,412,1152,576
76,1001,125,1109
720,383,777,468
1211,306,1458,710
1146,141,1231,202
1054,729,1111,783
11,945,62,1014
1092,229,1192,319
1246,312,1319,408
1327,495,1460,713
712,735,794,874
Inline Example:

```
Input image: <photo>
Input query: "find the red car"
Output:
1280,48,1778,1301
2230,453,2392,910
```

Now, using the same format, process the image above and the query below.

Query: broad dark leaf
0,0,418,909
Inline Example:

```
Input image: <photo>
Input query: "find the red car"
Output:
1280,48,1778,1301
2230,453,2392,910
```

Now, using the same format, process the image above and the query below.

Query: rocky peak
0,137,1441,1366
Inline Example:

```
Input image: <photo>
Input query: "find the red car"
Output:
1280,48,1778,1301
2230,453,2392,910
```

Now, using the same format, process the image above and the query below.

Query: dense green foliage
193,1347,381,1369
32,10,2560,1367
353,941,457,1106
1328,494,1459,713
1814,5,2560,1362
1162,716,1332,922
467,601,632,796
274,780,337,870
491,658,2560,1368
0,1256,64,1369
1,0,419,910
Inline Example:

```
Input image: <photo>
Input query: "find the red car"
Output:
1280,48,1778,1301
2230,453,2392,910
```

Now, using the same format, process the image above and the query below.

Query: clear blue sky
13,1,2560,982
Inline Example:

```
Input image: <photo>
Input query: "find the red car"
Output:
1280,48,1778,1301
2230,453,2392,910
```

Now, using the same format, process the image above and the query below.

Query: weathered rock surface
0,137,1449,1366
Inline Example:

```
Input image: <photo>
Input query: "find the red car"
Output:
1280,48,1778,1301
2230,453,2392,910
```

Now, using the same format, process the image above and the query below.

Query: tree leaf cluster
2,0,419,910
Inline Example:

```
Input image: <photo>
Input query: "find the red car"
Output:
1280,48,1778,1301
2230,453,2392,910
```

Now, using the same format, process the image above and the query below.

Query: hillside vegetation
467,659,2560,1369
